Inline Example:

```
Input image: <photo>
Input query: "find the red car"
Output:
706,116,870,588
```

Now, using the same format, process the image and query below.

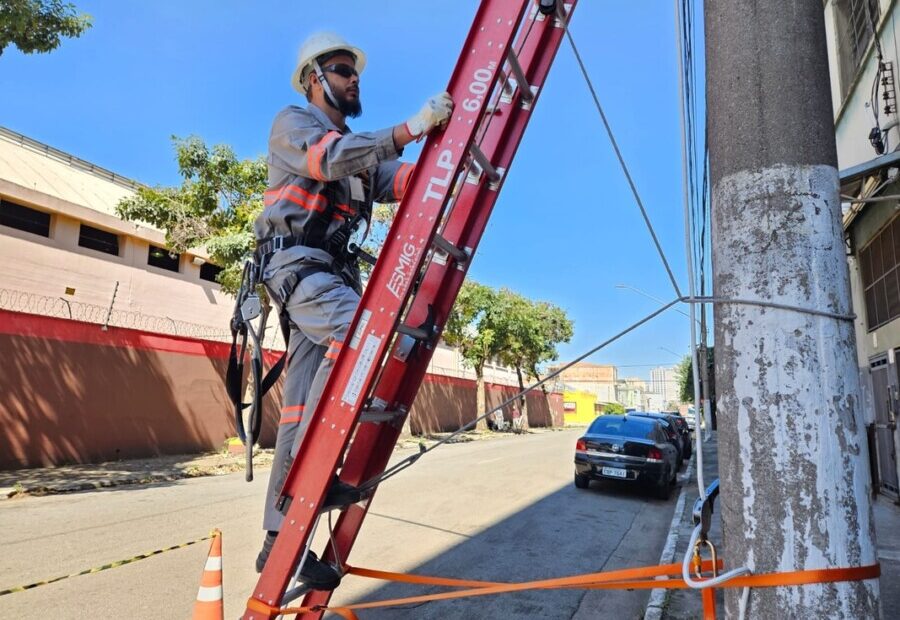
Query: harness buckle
271,236,285,252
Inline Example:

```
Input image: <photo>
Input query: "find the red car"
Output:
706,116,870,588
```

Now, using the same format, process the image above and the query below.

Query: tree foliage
444,281,499,378
494,290,573,379
445,280,574,430
676,354,694,403
603,402,626,414
676,347,715,404
0,0,92,56
116,136,267,295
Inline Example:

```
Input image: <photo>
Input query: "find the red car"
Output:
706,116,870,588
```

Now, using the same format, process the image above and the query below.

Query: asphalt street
0,428,676,619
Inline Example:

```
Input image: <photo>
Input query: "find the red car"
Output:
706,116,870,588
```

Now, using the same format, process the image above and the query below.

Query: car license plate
601,467,627,479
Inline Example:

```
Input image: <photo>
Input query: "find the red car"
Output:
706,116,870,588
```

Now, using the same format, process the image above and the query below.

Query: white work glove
406,92,454,139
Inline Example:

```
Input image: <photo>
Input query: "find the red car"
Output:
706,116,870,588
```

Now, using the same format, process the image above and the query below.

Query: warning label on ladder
342,333,381,406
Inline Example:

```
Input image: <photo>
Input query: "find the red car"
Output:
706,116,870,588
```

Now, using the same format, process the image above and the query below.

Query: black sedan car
631,411,691,469
631,411,692,462
574,415,679,499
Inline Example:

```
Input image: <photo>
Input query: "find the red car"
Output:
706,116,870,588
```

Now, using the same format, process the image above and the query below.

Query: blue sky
1,0,698,379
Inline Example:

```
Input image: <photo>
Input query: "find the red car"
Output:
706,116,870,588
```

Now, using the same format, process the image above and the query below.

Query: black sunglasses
321,63,358,79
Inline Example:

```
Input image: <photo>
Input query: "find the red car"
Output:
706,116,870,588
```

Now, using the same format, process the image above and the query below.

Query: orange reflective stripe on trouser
308,131,341,181
280,404,304,425
393,163,415,201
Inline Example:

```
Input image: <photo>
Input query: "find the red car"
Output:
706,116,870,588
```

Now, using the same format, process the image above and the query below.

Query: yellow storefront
562,390,598,425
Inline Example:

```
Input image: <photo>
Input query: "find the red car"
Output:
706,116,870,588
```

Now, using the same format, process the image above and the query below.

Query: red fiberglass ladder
243,1,578,617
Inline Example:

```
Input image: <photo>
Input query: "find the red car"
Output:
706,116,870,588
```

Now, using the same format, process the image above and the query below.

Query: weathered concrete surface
661,434,899,620
707,1,880,617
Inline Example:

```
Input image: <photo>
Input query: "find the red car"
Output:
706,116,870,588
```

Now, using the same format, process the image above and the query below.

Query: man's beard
334,91,362,118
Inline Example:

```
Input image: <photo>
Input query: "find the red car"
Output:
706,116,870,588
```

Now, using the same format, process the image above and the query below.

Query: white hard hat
292,32,367,96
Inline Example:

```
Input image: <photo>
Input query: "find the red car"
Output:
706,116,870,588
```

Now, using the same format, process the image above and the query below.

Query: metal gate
870,357,899,496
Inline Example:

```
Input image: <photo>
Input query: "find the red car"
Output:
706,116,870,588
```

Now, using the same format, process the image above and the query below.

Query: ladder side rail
243,3,529,617
298,4,578,616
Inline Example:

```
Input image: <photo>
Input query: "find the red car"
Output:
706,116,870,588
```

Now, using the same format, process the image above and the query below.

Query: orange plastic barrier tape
246,561,879,619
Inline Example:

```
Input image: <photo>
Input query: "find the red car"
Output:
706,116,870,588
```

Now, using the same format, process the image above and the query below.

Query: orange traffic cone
192,529,224,620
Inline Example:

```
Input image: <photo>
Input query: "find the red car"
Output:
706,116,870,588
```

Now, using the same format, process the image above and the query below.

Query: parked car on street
574,414,679,499
632,411,692,460
684,408,698,431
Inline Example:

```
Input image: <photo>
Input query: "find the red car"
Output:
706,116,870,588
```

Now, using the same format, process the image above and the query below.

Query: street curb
1,469,250,500
643,454,694,620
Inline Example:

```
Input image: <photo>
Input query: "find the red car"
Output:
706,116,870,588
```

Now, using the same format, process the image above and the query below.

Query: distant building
0,126,237,342
616,377,648,410
561,389,599,425
650,366,680,406
549,361,618,403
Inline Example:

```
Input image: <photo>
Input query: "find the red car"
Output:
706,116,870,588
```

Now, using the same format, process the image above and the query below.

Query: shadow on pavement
331,479,675,619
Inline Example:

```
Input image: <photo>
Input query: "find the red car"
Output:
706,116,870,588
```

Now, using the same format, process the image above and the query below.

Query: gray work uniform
255,103,415,532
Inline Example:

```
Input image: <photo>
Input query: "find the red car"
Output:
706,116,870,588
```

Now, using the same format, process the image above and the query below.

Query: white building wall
829,0,900,170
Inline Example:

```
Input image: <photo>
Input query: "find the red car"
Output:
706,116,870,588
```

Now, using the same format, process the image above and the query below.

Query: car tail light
647,447,663,461
576,439,587,453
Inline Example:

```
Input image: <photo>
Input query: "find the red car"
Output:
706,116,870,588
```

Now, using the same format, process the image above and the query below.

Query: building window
0,199,51,237
860,215,900,331
78,224,120,256
148,244,180,272
835,0,880,98
199,262,224,283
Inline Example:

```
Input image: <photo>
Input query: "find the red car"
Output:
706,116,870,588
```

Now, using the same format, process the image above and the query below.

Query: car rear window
588,417,655,439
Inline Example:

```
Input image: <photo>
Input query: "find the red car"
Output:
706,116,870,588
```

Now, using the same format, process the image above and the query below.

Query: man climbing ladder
252,31,453,588
242,3,577,617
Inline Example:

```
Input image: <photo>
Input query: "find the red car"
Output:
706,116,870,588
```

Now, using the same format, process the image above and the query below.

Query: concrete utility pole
706,2,880,618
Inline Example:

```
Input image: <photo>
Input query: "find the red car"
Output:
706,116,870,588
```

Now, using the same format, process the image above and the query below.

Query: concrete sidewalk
0,428,558,499
649,432,899,619
0,448,276,498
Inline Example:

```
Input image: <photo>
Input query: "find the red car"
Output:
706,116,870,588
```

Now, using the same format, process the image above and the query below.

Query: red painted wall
0,310,562,469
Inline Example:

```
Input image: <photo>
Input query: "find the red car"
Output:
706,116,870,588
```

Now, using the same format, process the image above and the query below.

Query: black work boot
255,532,342,590
323,476,365,510
255,531,278,573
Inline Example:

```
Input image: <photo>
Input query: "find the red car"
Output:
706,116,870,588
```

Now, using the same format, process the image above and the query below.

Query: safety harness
226,176,375,480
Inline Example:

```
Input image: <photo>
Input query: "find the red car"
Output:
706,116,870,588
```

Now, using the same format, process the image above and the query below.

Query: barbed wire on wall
0,287,235,343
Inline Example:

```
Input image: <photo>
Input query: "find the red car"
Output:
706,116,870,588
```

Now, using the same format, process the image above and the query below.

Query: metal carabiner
692,538,719,579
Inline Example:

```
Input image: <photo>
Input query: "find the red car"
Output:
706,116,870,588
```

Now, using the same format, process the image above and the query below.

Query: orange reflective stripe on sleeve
393,163,415,201
325,340,344,360
308,131,341,181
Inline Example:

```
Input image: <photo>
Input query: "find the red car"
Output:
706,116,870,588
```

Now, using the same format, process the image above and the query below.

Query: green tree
676,354,694,402
116,136,266,295
1,0,92,56
676,347,715,405
494,290,573,430
603,402,626,414
444,281,500,431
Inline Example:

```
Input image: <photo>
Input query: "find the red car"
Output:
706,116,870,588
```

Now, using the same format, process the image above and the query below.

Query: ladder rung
469,145,501,182
432,233,470,264
359,409,403,423
506,51,534,102
281,584,311,606
396,323,431,341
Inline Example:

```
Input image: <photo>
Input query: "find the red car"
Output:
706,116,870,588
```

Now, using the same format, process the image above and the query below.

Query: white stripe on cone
204,556,222,571
197,585,223,602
